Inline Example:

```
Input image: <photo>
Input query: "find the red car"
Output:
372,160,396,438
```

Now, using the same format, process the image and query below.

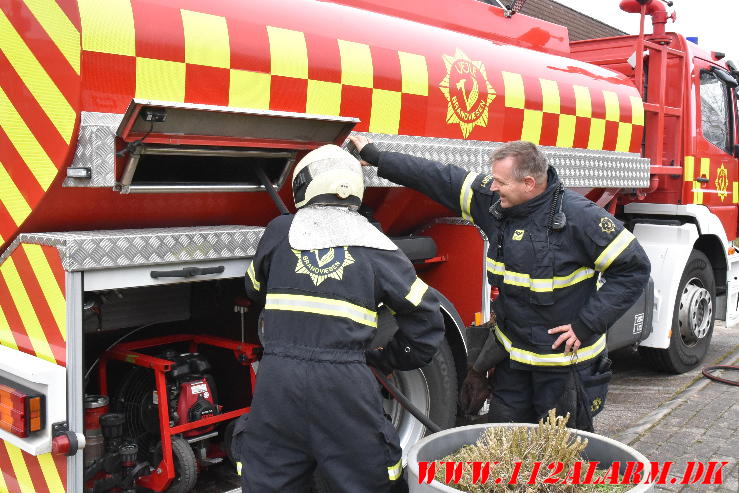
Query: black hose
702,365,739,386
370,367,442,434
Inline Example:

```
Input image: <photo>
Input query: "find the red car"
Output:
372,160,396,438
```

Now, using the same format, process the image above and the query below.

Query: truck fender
631,221,699,348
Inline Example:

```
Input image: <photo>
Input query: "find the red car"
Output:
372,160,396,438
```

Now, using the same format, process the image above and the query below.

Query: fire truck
0,0,737,490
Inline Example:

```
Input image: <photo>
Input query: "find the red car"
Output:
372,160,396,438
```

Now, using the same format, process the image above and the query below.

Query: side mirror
713,67,739,88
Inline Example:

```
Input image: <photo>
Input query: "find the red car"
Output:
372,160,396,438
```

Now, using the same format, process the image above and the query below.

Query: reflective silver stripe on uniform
387,459,402,480
246,260,260,291
495,326,606,366
405,277,428,306
594,228,634,272
486,258,595,292
459,172,476,222
265,293,378,327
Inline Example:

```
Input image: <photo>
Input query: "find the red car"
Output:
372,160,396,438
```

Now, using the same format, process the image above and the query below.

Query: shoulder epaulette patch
599,217,616,234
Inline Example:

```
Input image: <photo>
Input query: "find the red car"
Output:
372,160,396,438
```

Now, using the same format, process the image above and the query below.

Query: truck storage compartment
120,146,294,193
82,278,258,493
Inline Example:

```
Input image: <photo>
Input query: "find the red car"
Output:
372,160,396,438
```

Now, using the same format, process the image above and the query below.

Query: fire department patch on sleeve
598,217,616,234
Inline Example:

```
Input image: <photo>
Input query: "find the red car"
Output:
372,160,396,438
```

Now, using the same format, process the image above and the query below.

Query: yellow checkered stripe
594,229,635,272
683,156,712,205
459,172,476,222
78,2,429,136
502,72,643,152
495,326,606,366
245,261,261,292
265,293,378,328
486,258,596,292
0,0,80,247
404,277,429,307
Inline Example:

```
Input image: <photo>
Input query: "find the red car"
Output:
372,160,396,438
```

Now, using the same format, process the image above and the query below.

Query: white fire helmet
292,144,364,209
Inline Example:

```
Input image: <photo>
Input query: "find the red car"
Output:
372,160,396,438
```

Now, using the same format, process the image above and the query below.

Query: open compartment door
115,99,358,193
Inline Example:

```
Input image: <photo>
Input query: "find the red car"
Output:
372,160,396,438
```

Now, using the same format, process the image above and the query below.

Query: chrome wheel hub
677,278,712,346
383,369,430,453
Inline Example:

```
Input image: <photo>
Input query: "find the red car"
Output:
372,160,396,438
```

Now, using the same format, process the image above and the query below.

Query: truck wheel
640,250,715,373
384,339,457,449
163,436,197,493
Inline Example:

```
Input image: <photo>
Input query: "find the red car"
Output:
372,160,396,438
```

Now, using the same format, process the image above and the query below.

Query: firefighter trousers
233,351,407,492
487,356,611,429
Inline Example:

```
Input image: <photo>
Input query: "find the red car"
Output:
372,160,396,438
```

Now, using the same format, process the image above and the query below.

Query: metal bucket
406,423,654,492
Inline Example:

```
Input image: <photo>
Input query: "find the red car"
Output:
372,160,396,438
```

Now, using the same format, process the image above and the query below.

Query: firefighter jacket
245,213,444,371
360,145,651,370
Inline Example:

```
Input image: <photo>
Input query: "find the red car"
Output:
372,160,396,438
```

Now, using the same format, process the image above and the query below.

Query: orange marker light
0,381,45,438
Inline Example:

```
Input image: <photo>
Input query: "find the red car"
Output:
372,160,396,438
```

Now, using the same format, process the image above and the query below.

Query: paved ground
594,320,739,492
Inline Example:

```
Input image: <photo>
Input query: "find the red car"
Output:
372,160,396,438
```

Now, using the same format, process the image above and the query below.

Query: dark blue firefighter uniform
359,143,650,426
234,214,444,492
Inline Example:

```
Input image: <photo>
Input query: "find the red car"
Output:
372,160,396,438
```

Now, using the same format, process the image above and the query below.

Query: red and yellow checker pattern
0,243,66,492
497,71,644,152
77,0,430,135
0,0,81,252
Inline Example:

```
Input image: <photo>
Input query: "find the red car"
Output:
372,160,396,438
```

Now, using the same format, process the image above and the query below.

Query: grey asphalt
594,320,739,492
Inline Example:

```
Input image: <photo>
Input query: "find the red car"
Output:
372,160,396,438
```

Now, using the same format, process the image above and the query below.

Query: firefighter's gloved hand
459,367,491,416
365,348,394,376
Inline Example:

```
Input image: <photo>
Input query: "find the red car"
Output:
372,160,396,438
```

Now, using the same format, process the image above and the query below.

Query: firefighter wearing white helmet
291,144,364,209
233,143,444,492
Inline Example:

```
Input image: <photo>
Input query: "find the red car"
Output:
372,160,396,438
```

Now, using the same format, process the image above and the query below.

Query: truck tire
640,250,715,373
163,436,197,493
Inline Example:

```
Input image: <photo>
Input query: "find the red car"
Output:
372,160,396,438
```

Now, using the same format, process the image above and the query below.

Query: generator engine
85,350,229,492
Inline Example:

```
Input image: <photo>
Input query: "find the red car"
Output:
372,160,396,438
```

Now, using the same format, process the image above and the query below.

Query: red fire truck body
0,0,736,491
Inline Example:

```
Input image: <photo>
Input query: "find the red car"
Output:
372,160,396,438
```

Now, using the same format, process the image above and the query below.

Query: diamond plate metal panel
64,112,123,188
352,132,651,189
0,226,264,272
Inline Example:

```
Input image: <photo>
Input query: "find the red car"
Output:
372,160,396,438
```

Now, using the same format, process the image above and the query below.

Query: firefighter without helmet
292,145,365,209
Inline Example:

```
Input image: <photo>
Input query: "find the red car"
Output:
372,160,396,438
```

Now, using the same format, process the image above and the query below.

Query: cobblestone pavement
594,320,739,492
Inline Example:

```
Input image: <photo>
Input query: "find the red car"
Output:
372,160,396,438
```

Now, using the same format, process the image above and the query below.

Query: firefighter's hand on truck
348,135,374,166
548,324,581,353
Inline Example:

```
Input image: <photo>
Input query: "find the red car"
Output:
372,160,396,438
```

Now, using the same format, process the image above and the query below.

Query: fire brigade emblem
439,49,496,139
293,247,355,286
599,217,616,234
512,229,524,241
591,397,603,412
716,164,728,201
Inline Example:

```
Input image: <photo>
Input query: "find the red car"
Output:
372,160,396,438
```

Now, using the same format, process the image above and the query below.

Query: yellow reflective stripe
4,442,36,493
459,172,476,222
236,461,242,476
246,261,260,291
0,84,58,190
23,0,80,74
0,303,19,350
405,277,428,307
0,9,76,142
495,327,606,366
266,293,377,328
0,160,32,225
486,258,595,292
387,459,402,481
22,244,66,340
594,229,634,272
0,258,56,363
38,452,65,493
